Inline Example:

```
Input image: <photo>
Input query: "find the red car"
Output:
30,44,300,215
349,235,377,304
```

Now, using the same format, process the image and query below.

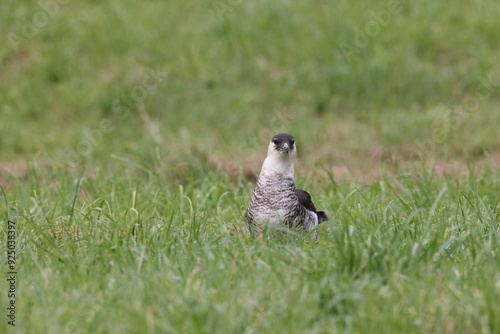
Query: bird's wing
316,211,329,224
295,189,329,224
294,189,317,212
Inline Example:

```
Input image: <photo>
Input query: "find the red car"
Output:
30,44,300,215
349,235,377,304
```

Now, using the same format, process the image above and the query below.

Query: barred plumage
246,133,328,240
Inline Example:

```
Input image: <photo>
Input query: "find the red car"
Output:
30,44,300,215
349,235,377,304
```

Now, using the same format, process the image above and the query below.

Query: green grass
2,163,500,333
1,0,500,333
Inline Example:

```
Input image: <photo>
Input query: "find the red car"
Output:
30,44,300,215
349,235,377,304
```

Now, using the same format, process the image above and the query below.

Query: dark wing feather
295,189,328,225
316,211,329,224
295,189,317,212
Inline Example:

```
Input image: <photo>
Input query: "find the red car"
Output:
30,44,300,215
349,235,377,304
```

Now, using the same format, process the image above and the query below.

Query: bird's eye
291,139,295,145
272,139,279,145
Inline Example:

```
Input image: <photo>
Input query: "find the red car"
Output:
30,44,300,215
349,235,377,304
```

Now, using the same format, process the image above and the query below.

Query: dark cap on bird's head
271,133,295,154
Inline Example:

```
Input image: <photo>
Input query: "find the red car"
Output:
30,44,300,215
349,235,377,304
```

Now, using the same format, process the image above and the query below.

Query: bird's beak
283,144,291,153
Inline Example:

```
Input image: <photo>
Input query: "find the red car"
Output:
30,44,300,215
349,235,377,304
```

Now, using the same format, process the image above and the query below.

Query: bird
246,133,328,240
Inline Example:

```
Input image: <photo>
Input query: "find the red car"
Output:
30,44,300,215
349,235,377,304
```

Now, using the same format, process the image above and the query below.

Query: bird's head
267,133,296,161
260,133,296,178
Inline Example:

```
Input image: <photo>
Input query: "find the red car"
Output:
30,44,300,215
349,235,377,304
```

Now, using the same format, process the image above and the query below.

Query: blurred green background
1,1,500,333
1,0,499,180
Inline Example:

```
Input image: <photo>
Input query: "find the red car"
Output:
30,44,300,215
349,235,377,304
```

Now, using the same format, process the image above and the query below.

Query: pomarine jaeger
246,133,328,240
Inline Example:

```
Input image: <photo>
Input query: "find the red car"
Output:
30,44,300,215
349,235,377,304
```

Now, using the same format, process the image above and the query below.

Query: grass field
1,0,500,333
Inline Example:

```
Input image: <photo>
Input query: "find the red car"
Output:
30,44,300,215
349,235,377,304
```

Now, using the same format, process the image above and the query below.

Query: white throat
259,141,296,180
